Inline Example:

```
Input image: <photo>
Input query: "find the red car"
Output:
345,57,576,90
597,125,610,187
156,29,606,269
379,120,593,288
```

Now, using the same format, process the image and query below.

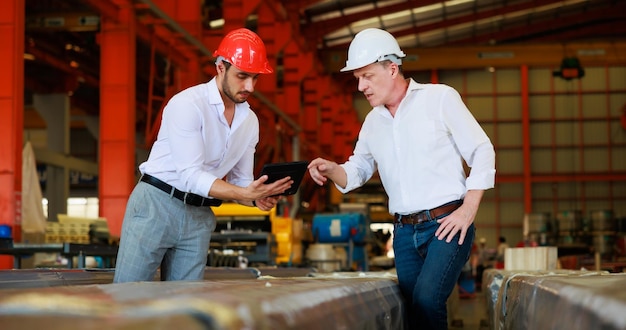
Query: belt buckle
415,212,425,224
412,211,429,224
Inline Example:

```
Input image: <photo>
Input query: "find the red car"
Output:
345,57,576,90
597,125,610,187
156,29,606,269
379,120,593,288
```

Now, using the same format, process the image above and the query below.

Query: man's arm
208,176,293,209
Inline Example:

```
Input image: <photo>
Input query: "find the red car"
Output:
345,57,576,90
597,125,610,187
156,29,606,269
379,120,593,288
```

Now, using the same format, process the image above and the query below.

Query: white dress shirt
139,78,258,197
337,79,496,215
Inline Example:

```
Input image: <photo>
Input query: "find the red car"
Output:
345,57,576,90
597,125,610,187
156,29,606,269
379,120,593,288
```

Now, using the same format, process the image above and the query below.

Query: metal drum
529,232,552,246
590,210,615,233
556,210,583,232
306,243,341,272
592,234,615,256
528,212,552,233
556,210,584,246
527,212,554,246
616,217,626,234
557,234,589,245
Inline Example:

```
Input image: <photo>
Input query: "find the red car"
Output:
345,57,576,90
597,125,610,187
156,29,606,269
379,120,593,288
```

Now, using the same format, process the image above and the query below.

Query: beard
222,74,249,104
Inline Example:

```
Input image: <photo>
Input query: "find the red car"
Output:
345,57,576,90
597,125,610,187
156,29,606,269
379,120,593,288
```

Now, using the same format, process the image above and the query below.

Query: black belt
140,174,222,207
394,200,463,225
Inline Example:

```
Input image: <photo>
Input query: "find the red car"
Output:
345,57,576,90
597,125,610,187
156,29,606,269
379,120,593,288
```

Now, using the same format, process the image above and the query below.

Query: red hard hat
213,28,273,74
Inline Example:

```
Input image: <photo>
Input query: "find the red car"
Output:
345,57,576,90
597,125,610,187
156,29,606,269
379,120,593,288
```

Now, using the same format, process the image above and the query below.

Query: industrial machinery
209,203,301,267
310,212,369,271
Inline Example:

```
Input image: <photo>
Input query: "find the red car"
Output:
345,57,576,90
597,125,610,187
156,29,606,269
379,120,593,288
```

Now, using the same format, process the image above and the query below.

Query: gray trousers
113,181,216,282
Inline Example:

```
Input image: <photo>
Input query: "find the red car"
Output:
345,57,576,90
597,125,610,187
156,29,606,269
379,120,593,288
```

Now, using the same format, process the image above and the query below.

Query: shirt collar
407,78,425,92
206,77,252,129
207,78,222,106
207,77,251,111
373,78,425,116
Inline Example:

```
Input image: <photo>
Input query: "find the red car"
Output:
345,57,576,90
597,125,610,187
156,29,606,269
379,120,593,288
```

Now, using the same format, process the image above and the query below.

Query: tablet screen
259,161,309,195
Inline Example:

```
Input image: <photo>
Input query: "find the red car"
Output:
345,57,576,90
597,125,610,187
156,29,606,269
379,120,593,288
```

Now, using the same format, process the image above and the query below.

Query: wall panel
496,69,521,93
466,97,493,119
529,95,552,119
496,123,522,146
433,64,626,246
528,68,552,92
609,67,626,88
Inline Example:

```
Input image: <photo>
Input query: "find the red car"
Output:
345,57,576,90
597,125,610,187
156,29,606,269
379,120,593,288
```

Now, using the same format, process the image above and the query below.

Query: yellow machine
210,203,302,266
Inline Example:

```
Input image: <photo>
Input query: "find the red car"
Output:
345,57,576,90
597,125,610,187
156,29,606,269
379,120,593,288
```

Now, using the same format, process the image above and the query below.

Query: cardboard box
505,247,558,271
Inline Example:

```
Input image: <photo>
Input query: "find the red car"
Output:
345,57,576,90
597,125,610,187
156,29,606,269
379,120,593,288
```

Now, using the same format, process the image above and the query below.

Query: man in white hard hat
308,28,495,329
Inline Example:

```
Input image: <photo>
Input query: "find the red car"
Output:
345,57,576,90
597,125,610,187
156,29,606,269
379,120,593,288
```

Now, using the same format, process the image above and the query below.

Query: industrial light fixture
552,57,585,80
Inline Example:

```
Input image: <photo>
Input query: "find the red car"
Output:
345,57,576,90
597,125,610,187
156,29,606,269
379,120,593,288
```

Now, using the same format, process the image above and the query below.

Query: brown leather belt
394,200,463,225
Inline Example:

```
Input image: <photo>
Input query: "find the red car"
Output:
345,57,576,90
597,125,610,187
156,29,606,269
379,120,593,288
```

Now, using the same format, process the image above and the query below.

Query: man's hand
253,196,280,211
308,157,347,188
249,175,293,199
435,190,484,245
210,176,292,208
435,206,474,245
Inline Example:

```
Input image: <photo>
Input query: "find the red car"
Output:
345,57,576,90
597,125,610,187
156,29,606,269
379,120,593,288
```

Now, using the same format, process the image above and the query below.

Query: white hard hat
341,28,406,72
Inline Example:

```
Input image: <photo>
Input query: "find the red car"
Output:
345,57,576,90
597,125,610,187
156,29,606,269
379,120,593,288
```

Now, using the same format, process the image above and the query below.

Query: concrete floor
450,290,490,330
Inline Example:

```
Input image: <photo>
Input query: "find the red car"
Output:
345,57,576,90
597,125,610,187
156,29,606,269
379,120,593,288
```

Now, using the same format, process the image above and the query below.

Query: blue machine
312,213,367,243
311,213,369,271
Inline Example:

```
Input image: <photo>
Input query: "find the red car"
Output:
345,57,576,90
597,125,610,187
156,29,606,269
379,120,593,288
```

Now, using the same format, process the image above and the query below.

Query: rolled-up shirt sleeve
465,141,496,190
442,88,496,191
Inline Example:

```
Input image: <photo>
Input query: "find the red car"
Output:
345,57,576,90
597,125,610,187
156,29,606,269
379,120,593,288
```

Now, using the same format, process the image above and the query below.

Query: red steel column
99,1,136,237
430,69,439,83
0,0,24,268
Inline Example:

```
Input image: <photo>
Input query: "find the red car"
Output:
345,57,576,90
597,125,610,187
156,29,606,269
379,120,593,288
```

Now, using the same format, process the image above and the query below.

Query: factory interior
1,0,626,329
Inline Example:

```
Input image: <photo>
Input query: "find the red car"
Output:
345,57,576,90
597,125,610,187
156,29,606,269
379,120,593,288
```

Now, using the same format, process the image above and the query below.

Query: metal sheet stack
0,271,404,330
483,269,626,330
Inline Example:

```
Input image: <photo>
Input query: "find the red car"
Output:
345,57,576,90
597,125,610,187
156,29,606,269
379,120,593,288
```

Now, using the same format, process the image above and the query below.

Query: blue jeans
393,211,475,329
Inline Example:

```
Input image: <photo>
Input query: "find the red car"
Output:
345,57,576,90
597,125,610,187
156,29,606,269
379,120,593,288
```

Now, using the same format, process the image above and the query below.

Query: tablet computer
259,160,309,195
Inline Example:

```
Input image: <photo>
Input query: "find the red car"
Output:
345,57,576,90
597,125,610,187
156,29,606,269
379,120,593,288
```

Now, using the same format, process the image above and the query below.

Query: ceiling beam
25,12,100,32
303,0,441,43
33,147,99,175
321,41,626,72
527,20,626,43
316,0,581,50
448,1,626,45
395,0,566,44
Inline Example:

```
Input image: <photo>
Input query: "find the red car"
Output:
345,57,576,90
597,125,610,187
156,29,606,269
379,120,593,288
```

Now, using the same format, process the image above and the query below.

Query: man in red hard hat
114,28,292,283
